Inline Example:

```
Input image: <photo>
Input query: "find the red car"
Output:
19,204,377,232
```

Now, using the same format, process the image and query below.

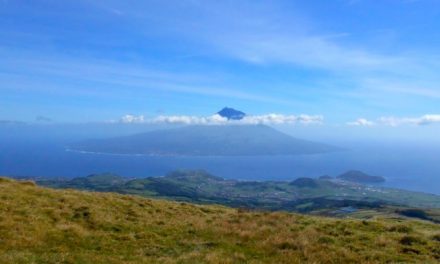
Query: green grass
1,177,440,263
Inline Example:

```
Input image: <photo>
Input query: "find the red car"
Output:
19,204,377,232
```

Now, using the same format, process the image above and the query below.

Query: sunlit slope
1,177,439,263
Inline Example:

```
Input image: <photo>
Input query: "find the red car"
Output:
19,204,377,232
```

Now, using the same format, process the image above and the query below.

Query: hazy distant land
70,125,341,156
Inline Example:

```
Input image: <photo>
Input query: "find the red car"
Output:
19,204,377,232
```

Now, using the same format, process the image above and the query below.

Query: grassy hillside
1,177,440,263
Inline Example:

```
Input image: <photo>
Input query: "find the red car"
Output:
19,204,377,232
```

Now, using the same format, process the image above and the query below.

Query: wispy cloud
2,0,440,123
86,0,397,72
89,0,440,103
120,114,145,124
0,52,290,104
347,118,375,127
35,115,53,123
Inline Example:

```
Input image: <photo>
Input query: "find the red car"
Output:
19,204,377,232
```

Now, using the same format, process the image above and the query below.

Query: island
337,170,386,184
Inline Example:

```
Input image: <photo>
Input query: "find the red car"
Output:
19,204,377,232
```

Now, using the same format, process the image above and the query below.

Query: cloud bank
348,114,440,127
119,114,323,125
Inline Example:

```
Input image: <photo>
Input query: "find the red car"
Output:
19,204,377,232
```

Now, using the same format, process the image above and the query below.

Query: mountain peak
217,107,246,120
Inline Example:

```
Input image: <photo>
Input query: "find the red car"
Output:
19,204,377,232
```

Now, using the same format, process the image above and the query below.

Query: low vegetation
39,170,440,212
1,177,439,263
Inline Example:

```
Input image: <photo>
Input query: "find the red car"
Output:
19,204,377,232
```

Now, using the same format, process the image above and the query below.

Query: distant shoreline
65,148,157,157
64,147,339,158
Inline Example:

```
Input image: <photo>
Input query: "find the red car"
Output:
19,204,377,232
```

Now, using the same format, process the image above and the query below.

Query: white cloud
120,114,145,124
347,118,375,127
241,114,323,125
348,114,440,127
118,113,323,125
379,115,440,126
152,114,228,125
377,116,405,127
417,114,440,125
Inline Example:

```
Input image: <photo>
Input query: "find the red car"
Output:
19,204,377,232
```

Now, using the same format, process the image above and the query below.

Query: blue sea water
0,133,439,195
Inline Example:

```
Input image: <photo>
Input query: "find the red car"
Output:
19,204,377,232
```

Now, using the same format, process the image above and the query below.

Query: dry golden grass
0,177,439,263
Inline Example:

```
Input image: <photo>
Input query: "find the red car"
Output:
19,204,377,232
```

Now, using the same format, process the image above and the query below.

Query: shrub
400,236,425,246
401,247,421,255
397,209,428,220
276,241,297,250
432,234,440,242
389,225,413,233
318,236,335,244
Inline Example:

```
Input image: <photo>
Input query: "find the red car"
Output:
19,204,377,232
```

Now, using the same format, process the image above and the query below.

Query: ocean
0,134,439,195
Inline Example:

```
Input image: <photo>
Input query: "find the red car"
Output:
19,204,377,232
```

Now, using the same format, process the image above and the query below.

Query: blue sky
1,0,440,129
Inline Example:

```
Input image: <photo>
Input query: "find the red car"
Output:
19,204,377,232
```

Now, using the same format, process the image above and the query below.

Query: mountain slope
1,177,439,263
71,125,339,156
